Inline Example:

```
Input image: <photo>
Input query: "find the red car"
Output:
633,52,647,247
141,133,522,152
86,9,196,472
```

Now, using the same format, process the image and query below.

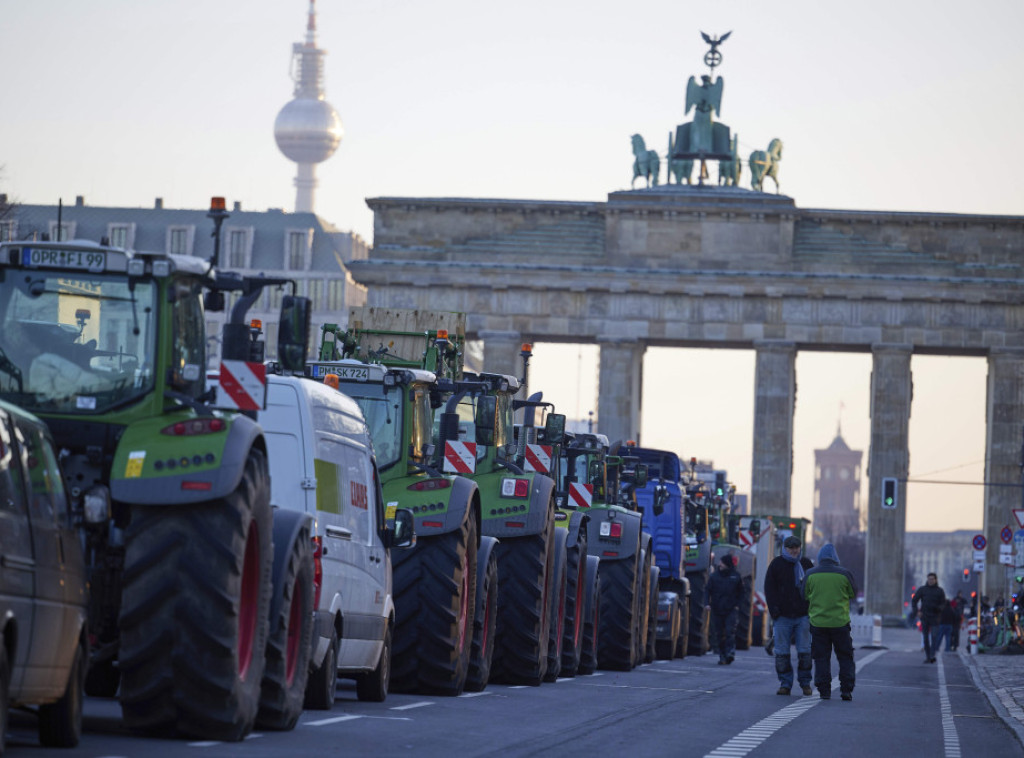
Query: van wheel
304,628,337,710
356,623,391,702
465,541,498,692
39,640,84,747
119,449,273,741
257,531,314,729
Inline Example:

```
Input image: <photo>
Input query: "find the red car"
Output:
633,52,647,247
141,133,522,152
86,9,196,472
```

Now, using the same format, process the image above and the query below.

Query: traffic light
1016,573,1024,584
963,568,970,583
715,472,726,497
881,477,897,509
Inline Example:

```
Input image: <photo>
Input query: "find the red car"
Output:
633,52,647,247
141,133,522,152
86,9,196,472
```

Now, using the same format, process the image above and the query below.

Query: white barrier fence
851,614,884,647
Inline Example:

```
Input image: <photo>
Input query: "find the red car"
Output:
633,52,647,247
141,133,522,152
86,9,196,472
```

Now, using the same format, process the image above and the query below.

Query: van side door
0,410,34,696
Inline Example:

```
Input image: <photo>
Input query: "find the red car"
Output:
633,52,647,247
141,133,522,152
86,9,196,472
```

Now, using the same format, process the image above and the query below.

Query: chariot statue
630,134,660,188
749,138,783,192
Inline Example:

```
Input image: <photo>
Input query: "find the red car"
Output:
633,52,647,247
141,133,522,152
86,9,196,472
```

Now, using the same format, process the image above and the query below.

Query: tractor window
495,393,515,459
0,271,157,413
170,280,206,397
409,387,432,463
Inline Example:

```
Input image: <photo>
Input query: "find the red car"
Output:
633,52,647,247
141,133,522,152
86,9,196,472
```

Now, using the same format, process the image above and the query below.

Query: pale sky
3,1,1022,534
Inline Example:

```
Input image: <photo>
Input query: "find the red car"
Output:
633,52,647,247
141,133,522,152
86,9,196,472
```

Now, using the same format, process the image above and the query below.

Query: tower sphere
274,97,343,164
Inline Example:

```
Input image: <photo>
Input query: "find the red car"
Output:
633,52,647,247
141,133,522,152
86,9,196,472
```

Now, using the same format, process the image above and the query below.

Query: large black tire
257,529,314,730
633,549,652,666
0,640,8,755
597,555,639,671
491,507,555,686
656,595,680,660
119,448,273,741
38,639,85,747
560,523,587,678
303,627,337,710
391,511,477,695
686,571,710,656
644,566,659,663
735,573,754,651
465,539,498,693
676,595,691,658
577,556,600,676
543,531,568,683
356,622,391,702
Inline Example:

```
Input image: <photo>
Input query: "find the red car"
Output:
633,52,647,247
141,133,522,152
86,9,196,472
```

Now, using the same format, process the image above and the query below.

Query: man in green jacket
802,543,857,701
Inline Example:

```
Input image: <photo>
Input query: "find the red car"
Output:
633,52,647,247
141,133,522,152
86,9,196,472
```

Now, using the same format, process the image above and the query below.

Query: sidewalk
869,625,1024,745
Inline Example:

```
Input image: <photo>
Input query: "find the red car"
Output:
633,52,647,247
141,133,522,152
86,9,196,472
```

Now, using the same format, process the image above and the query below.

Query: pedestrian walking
911,573,946,663
802,543,857,701
764,535,815,696
950,590,965,651
932,600,956,653
706,553,744,665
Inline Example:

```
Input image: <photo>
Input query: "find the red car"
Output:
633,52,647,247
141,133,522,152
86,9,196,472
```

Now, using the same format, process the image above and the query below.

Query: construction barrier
851,614,884,647
967,617,978,654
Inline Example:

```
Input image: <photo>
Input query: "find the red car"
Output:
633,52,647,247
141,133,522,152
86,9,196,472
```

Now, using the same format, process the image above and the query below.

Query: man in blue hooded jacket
802,543,857,701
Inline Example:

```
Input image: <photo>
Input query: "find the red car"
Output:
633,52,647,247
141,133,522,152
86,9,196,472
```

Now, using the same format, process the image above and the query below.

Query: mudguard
111,413,262,505
586,508,642,562
563,510,588,550
395,475,478,539
483,471,554,539
268,509,314,631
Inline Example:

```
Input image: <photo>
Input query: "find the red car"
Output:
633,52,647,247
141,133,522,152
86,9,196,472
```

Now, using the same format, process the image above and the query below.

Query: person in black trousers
706,553,744,665
911,573,946,663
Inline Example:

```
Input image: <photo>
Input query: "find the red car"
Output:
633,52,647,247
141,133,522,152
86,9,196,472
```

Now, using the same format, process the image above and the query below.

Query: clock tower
813,424,863,541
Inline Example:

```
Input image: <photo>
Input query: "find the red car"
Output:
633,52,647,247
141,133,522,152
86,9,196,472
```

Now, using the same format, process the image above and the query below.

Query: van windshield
338,382,403,471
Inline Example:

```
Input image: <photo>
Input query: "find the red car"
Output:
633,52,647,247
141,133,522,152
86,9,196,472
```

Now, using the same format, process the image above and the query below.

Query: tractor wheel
656,597,678,660
634,549,653,665
644,566,659,663
543,530,568,683
393,511,477,695
257,530,314,730
686,572,710,656
735,574,754,651
577,556,601,676
677,596,691,658
597,555,639,671
38,639,85,747
560,523,587,678
389,541,421,693
119,448,273,741
465,539,498,693
492,509,555,686
0,640,7,755
356,623,391,702
303,627,337,710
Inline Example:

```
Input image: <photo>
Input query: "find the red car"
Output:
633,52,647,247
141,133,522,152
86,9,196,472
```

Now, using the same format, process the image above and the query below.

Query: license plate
312,364,369,381
22,247,106,272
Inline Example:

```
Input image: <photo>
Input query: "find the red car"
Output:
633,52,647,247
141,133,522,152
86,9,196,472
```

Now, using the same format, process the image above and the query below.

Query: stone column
984,349,1024,602
597,340,645,444
479,329,525,383
751,340,796,517
865,344,912,620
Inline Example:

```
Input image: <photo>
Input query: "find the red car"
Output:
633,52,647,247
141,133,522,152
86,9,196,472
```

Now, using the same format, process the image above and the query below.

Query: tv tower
274,0,343,214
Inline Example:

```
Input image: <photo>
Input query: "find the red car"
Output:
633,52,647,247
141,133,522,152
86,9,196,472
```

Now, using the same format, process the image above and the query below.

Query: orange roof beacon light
250,319,263,331
209,196,226,211
436,329,449,340
324,373,340,390
521,343,533,355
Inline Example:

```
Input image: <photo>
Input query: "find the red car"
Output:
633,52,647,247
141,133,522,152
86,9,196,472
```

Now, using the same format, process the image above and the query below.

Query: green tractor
310,311,481,696
0,199,317,740
557,434,658,671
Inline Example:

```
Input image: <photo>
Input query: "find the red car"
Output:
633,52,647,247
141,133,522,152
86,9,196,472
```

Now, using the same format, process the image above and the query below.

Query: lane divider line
389,701,435,711
303,714,363,727
703,649,886,758
936,656,963,758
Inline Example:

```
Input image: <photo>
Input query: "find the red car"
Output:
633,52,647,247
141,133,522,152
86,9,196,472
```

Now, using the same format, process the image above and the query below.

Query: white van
258,374,413,705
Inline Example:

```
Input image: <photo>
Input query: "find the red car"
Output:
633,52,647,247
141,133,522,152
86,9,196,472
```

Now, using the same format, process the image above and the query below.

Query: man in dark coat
764,535,815,696
706,553,744,665
911,573,946,663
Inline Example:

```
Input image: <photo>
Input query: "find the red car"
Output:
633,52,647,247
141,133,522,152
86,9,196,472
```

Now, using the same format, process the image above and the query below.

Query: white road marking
458,691,493,698
936,656,962,758
303,714,363,726
390,701,435,711
703,649,886,758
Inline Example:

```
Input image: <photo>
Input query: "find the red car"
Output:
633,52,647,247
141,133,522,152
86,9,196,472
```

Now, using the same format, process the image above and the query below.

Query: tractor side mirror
278,295,311,372
543,413,566,445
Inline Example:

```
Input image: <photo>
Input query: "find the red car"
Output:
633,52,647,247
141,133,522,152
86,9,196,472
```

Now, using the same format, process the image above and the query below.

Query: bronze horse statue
667,131,694,185
749,138,783,193
718,134,741,187
631,134,661,188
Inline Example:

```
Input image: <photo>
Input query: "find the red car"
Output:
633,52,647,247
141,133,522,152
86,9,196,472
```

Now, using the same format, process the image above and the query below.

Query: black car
0,399,88,749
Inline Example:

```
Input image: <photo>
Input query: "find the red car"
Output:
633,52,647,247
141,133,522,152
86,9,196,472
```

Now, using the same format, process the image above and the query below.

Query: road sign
1015,529,1024,545
974,559,986,572
974,549,987,562
1014,509,1024,529
1017,552,1024,569
999,553,1014,566
973,534,987,551
1000,543,1013,554
1002,525,1014,544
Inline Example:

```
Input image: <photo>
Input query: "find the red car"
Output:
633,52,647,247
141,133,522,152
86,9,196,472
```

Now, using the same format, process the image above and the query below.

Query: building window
286,230,309,271
308,279,324,310
0,221,15,241
228,229,248,268
109,224,130,249
49,221,75,241
168,227,191,255
328,279,345,310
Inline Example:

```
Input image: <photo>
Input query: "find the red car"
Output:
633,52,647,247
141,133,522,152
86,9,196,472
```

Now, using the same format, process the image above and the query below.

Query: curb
959,649,1024,749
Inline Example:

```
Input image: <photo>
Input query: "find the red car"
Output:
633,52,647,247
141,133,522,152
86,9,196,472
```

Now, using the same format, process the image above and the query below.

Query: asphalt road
9,627,1020,757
